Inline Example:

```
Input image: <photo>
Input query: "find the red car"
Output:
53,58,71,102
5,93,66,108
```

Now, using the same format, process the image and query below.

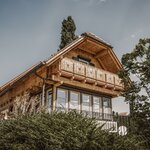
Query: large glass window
72,56,95,66
82,94,91,112
57,88,68,109
55,88,113,120
70,91,79,110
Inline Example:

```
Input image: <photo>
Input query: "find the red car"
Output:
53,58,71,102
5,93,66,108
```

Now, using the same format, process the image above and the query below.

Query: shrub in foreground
0,111,146,150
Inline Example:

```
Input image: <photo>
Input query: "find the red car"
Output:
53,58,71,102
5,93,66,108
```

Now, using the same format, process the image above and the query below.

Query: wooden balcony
58,58,123,91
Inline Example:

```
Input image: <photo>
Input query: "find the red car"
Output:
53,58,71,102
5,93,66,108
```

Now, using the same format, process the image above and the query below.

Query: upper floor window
72,55,95,66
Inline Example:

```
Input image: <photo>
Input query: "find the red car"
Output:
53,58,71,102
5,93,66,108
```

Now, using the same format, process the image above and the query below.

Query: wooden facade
0,32,124,132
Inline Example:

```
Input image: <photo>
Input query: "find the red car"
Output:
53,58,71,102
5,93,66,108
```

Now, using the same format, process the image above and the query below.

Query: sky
0,0,150,113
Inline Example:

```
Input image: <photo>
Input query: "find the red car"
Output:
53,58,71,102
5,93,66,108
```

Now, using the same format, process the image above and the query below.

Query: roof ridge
81,32,113,48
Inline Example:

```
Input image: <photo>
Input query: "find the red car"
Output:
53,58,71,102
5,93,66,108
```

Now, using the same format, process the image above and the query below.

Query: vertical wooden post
90,96,93,117
42,81,45,106
52,85,57,111
101,97,104,120
110,98,113,120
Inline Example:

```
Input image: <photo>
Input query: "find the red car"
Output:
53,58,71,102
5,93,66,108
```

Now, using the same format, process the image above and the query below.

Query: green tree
0,111,144,150
118,38,150,147
59,16,77,49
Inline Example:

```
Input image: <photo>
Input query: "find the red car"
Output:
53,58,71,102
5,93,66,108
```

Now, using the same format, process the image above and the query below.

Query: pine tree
118,38,150,148
59,16,77,49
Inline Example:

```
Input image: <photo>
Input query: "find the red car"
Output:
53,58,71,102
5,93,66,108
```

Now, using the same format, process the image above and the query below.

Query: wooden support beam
42,82,45,106
108,49,120,71
52,85,56,111
95,49,108,58
97,59,107,70
77,48,95,55
45,80,55,85
52,75,120,97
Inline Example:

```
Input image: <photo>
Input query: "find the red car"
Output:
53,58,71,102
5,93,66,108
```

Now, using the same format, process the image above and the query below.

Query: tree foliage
118,38,150,148
0,111,144,150
59,16,77,49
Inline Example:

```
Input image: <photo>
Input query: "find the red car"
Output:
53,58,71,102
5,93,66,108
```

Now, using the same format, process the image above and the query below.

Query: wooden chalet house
0,32,124,132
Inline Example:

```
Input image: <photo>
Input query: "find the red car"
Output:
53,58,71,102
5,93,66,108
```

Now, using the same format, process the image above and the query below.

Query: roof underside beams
78,38,122,73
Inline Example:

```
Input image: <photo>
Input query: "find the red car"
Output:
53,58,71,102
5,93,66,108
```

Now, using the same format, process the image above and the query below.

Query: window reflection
57,89,68,108
103,97,112,120
93,97,99,112
93,96,102,119
93,96,102,112
70,91,79,110
103,97,111,108
82,94,90,112
55,88,112,120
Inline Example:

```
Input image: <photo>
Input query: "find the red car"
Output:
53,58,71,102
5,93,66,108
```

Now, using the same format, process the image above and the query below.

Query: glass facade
38,87,112,120
55,88,112,120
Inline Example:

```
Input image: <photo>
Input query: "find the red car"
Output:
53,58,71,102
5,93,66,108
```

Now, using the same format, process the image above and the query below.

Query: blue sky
0,0,150,112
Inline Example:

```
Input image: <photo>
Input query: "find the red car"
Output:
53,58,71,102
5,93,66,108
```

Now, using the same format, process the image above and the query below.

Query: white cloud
72,0,106,5
131,34,135,38
98,0,106,3
100,0,106,2
130,29,144,39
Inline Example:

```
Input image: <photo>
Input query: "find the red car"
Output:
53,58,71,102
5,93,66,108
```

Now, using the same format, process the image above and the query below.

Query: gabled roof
81,32,113,48
0,32,122,96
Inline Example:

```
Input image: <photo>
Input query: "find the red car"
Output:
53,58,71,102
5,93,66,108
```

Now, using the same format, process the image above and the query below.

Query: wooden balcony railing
59,58,123,90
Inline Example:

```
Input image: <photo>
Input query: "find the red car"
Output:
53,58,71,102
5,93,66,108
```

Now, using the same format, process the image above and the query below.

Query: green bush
0,111,146,150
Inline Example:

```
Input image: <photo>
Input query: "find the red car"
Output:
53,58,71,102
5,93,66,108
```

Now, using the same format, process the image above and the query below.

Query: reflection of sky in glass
56,88,113,115
70,91,79,109
57,89,67,108
82,94,90,111
103,98,111,115
93,97,100,112
103,98,111,108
